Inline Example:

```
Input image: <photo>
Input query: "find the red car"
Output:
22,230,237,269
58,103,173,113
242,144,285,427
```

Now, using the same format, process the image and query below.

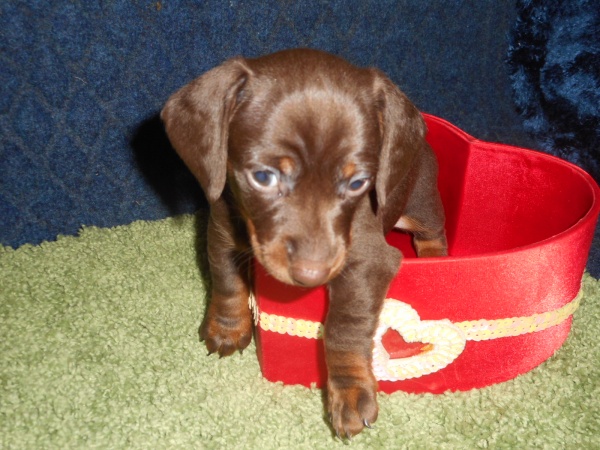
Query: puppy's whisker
335,265,356,283
209,221,237,247
232,248,254,266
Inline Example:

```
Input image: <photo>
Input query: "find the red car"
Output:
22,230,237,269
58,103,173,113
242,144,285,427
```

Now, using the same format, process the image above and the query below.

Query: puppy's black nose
290,260,330,287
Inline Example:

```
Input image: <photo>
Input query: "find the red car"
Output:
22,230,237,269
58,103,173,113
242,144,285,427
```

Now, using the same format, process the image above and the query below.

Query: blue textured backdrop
508,0,600,181
1,1,597,274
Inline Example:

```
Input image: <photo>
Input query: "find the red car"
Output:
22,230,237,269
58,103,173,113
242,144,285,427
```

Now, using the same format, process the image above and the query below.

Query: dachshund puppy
161,48,447,438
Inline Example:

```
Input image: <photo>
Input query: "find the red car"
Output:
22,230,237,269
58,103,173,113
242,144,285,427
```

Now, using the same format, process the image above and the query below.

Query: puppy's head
162,49,425,287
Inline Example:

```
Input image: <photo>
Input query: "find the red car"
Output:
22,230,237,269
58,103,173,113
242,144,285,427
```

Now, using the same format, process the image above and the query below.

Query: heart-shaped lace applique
372,299,467,381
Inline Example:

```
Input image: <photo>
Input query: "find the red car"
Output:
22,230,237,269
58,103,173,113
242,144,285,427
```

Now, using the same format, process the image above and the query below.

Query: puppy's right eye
248,169,279,191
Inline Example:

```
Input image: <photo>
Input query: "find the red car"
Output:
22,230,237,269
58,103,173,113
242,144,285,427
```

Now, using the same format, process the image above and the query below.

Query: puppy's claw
334,428,354,443
363,419,373,429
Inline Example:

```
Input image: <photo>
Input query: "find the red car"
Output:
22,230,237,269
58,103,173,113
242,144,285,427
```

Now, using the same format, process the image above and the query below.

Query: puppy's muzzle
285,238,346,287
289,259,331,287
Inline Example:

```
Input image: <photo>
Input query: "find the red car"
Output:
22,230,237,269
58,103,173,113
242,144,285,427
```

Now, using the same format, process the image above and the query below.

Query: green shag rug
2,213,599,449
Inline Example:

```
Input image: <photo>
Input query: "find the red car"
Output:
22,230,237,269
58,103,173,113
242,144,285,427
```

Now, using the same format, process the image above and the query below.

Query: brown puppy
161,48,447,438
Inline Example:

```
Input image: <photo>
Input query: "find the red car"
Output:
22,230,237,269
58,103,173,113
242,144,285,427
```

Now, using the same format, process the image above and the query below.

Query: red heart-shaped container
253,114,600,394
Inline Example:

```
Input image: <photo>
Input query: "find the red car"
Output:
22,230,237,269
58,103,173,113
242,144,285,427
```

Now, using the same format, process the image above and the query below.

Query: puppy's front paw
327,375,378,439
200,297,252,357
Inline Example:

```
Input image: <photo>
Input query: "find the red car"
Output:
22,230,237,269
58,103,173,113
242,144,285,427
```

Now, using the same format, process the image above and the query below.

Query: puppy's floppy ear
371,70,427,210
161,58,251,203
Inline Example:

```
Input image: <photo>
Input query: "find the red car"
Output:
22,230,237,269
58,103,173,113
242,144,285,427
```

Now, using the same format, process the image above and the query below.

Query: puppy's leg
325,225,401,438
201,199,253,357
396,146,447,257
396,214,447,257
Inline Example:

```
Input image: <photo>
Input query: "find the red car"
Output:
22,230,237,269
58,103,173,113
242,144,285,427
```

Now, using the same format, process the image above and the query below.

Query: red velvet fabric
254,114,600,394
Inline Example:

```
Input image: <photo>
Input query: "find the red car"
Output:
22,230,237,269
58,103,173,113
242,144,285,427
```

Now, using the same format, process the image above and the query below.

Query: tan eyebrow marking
279,157,295,176
342,162,356,179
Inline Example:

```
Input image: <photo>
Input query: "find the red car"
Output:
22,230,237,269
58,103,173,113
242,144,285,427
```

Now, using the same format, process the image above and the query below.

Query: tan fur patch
395,215,424,232
279,157,295,175
414,238,447,257
342,162,356,179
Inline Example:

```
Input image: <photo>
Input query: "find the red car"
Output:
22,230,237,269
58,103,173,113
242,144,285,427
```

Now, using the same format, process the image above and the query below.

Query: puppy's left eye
248,169,280,192
253,170,277,186
346,175,371,196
